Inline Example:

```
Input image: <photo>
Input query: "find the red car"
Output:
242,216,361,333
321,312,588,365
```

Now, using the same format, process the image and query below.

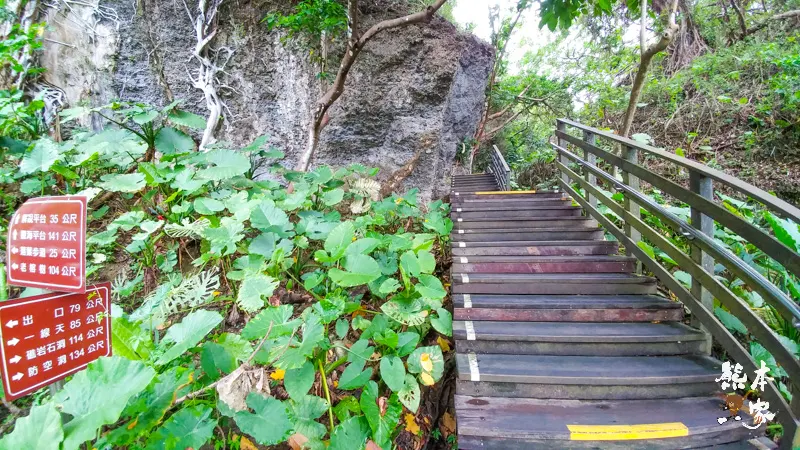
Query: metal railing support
557,121,569,187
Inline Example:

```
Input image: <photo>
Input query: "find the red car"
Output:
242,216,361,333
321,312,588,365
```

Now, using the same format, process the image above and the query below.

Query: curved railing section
487,145,511,191
552,118,800,449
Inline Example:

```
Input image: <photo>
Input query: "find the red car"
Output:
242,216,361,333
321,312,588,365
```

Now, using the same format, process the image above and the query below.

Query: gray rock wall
39,0,493,201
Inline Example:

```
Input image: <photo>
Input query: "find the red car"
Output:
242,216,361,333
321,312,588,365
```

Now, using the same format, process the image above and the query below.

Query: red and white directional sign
0,283,111,400
6,196,87,293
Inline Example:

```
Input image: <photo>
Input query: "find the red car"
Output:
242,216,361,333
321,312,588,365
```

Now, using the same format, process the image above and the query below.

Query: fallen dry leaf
240,435,258,450
378,396,388,416
217,365,270,411
270,369,286,380
436,336,451,352
441,411,456,437
420,371,435,386
404,413,421,435
288,432,309,450
366,440,382,450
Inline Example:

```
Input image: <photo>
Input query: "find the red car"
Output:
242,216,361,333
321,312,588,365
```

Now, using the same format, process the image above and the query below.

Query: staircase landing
449,174,764,449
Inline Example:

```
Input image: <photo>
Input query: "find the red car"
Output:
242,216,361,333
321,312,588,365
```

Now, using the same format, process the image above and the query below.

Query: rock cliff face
39,0,493,201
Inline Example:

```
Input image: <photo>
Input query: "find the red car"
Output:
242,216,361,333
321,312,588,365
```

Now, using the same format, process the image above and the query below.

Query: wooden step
453,207,583,219
452,229,604,242
452,218,597,229
454,321,706,356
452,191,564,200
453,197,571,206
455,354,721,399
455,396,758,449
452,273,657,295
452,200,574,210
452,241,619,256
452,255,635,273
453,294,683,322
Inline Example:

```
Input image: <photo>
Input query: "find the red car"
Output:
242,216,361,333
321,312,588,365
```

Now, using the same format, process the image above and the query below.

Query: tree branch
744,9,800,36
295,0,449,172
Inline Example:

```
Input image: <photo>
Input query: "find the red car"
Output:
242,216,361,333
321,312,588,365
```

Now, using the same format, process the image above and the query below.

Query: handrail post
583,130,597,209
557,121,569,187
622,145,642,273
689,170,714,354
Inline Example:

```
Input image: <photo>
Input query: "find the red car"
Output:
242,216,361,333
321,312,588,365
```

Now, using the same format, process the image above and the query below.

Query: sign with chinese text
0,283,111,400
6,196,87,293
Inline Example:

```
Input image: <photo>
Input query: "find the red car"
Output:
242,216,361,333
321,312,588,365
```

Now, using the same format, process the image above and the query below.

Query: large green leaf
338,339,374,390
197,149,251,181
416,250,436,274
20,138,59,175
201,342,236,380
98,173,146,193
154,126,195,155
0,402,63,450
325,220,355,255
105,367,192,446
271,313,325,370
156,309,223,366
285,360,316,399
289,395,329,440
237,273,279,313
360,381,402,448
168,109,207,129
381,299,427,326
764,211,800,252
54,356,156,450
202,217,245,256
380,355,406,392
398,374,421,413
111,316,154,361
194,197,225,215
322,188,345,206
407,345,445,386
329,416,369,450
714,306,747,335
415,274,446,299
329,254,382,287
217,333,253,361
241,305,301,340
145,405,216,450
430,307,452,336
251,199,293,236
234,393,293,445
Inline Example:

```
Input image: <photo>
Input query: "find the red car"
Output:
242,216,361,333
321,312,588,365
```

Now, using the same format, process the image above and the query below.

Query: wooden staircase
449,174,762,449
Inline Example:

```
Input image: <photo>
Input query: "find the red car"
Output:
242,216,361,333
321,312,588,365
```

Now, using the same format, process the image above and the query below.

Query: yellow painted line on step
567,423,689,441
474,190,537,195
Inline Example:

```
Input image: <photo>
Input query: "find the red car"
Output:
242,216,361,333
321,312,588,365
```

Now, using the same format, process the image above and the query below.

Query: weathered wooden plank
453,321,705,343
455,353,719,385
451,241,619,256
455,396,757,449
455,307,683,323
452,207,583,219
452,218,597,229
456,379,718,400
452,259,633,273
452,229,603,242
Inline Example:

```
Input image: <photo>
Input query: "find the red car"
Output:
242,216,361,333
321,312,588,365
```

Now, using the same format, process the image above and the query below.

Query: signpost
1,194,110,400
6,196,87,293
0,283,111,400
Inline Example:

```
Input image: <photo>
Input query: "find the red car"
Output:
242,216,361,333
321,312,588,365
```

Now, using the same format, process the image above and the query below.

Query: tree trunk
620,0,680,137
294,0,450,172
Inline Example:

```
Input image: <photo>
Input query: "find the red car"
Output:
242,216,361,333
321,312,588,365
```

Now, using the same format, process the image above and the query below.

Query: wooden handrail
557,118,800,224
552,119,800,450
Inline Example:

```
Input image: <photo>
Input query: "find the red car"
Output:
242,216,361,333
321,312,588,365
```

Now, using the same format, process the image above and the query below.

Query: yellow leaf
270,369,286,380
420,371,435,386
420,353,433,372
437,336,451,352
404,413,421,434
240,436,259,450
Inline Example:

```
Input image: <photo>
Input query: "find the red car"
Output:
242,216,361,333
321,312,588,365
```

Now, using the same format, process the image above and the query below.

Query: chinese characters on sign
716,360,776,429
6,196,87,293
0,283,111,400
